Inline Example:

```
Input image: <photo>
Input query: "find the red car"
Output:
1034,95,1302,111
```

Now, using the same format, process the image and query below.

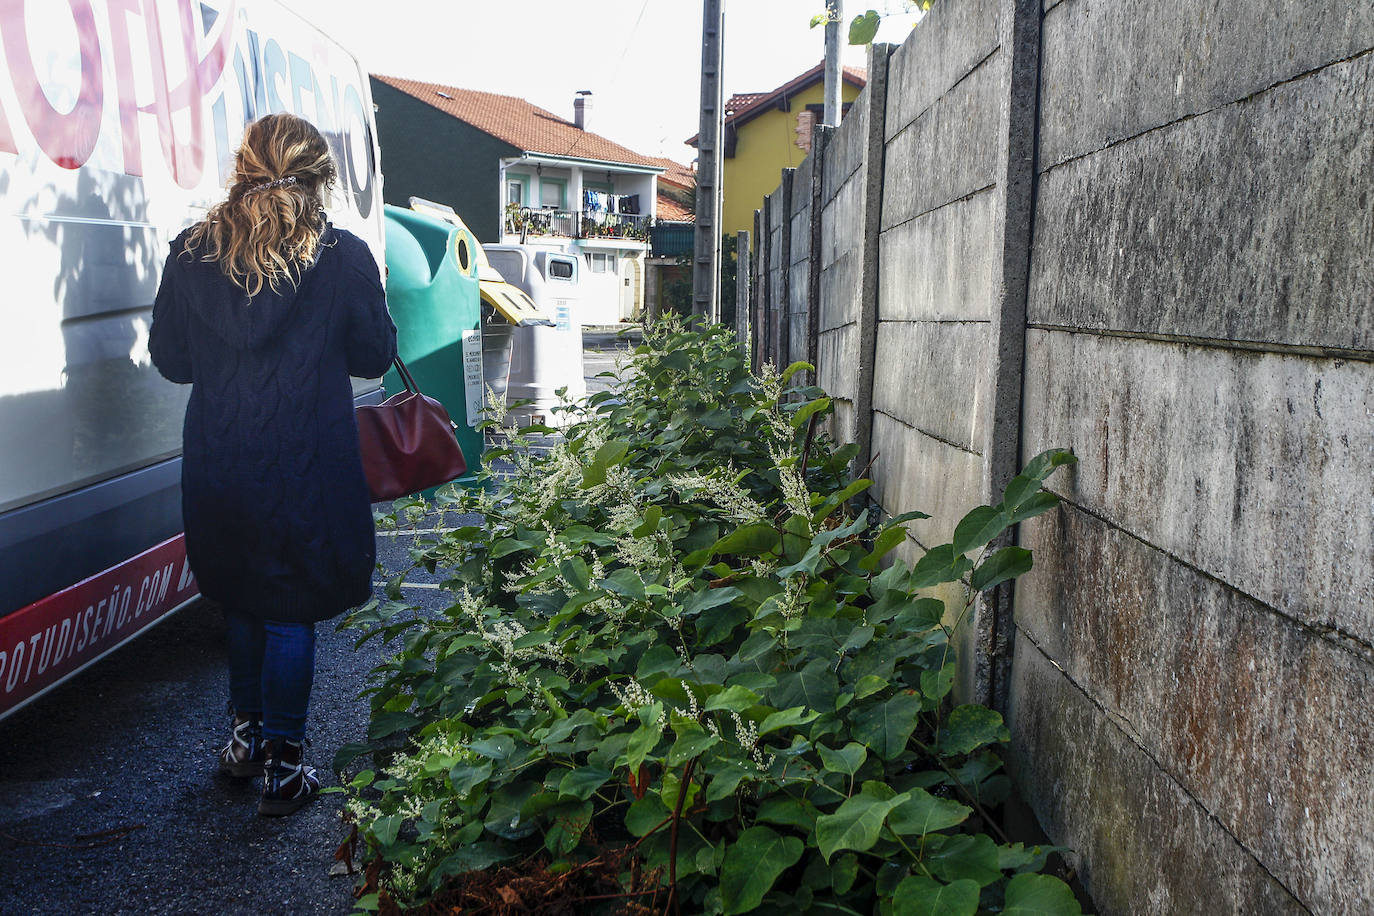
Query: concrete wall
745,0,1374,911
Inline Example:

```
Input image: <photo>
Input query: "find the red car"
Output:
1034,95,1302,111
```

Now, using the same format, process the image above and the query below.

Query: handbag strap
392,357,420,394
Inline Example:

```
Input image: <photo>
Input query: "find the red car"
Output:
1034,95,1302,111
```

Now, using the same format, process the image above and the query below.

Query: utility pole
823,0,842,125
692,0,724,322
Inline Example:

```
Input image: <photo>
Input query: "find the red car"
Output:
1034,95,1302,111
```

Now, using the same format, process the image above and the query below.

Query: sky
276,0,918,164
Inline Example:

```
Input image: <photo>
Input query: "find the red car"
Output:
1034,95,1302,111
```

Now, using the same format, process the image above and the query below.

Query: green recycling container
381,204,485,485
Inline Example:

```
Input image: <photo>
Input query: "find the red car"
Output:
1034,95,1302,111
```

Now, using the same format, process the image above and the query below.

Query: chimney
574,90,593,130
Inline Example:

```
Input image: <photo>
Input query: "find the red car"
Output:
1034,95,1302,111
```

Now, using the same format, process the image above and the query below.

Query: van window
549,259,575,279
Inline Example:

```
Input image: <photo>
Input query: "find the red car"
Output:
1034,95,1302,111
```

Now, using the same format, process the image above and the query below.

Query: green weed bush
339,320,1080,915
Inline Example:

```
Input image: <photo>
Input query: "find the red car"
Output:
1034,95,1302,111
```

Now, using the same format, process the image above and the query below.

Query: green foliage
847,3,937,46
341,318,1078,913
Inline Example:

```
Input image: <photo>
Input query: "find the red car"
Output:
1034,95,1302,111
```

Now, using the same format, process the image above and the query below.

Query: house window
507,177,527,206
539,178,567,209
585,252,618,274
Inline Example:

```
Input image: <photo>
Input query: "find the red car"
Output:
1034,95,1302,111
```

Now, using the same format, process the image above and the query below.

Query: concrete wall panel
819,250,860,333
822,178,864,269
1007,638,1309,916
823,96,868,204
882,49,1005,230
872,321,991,452
1022,330,1374,648
1017,504,1374,913
1031,55,1374,350
879,187,1000,322
1039,0,1374,167
885,0,1002,140
870,411,982,550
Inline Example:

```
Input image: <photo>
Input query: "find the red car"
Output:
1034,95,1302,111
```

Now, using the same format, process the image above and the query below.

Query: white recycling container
483,246,586,427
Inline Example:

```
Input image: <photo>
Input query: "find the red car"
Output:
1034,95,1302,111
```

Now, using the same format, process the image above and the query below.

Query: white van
0,0,384,718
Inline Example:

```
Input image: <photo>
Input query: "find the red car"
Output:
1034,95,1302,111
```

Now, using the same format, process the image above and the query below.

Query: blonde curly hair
185,113,337,297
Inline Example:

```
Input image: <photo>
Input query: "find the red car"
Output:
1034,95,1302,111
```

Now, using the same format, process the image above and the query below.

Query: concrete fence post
751,210,763,367
852,43,893,485
984,0,1045,713
758,197,772,366
736,230,751,355
777,169,796,370
807,125,835,378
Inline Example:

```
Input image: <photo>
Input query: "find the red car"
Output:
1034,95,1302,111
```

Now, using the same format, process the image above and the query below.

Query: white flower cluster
709,709,775,772
776,577,808,621
769,442,814,522
608,677,657,720
667,471,766,524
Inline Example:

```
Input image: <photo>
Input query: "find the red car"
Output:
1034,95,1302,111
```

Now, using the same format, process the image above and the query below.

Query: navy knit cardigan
149,225,397,624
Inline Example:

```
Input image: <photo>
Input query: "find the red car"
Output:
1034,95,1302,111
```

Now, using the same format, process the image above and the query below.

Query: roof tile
372,74,662,169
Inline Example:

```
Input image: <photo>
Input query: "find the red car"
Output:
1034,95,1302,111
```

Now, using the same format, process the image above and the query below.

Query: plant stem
665,757,698,916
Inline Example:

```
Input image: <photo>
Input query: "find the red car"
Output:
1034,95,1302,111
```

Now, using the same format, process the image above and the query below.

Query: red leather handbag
355,358,469,501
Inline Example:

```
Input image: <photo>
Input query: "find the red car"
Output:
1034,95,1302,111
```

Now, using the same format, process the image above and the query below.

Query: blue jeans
225,609,316,742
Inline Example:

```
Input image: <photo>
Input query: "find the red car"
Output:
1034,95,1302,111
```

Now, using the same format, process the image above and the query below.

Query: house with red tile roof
371,74,678,323
687,61,866,238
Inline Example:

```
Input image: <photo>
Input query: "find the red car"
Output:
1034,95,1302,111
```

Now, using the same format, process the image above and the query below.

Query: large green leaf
860,524,907,571
581,439,631,487
625,717,664,772
755,794,820,832
1003,873,1083,915
712,522,782,557
704,684,762,713
952,505,1009,556
848,9,881,45
923,833,1002,886
817,741,867,777
759,705,820,736
970,546,1033,591
891,876,980,916
1019,448,1077,483
814,788,909,861
910,544,975,588
937,705,1010,757
557,767,611,801
888,787,972,836
769,658,840,713
790,395,832,429
720,826,805,915
851,692,923,760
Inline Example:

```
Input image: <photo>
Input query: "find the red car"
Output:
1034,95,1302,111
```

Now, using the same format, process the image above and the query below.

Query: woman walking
149,113,396,816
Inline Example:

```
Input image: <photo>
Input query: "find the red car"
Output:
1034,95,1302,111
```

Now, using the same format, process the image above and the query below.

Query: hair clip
245,175,298,194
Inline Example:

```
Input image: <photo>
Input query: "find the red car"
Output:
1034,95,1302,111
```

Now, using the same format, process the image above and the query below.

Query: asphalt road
0,330,637,916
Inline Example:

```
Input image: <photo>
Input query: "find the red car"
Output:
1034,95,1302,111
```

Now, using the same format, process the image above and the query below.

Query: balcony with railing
504,204,651,243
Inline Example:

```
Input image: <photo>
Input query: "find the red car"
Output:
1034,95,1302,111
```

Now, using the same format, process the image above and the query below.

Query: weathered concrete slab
885,0,1002,140
882,50,1005,230
1007,637,1310,916
818,324,859,403
878,186,1000,322
1039,0,1374,167
828,396,856,450
1021,329,1374,649
823,99,868,204
819,250,861,333
872,320,991,453
1017,503,1374,913
869,411,983,550
1031,54,1374,351
789,258,810,363
791,157,813,219
790,207,810,266
821,178,864,270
